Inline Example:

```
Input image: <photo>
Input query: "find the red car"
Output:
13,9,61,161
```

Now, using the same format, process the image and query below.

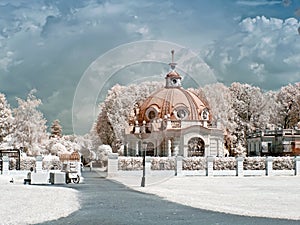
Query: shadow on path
37,171,299,225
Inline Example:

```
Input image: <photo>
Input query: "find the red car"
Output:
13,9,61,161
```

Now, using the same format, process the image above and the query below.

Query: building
247,128,300,156
123,51,224,157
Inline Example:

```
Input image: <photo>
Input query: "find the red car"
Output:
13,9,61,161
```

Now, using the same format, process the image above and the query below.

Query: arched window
145,106,159,120
174,107,189,120
188,137,205,156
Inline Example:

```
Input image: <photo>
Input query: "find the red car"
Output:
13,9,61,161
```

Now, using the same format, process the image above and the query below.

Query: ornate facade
123,51,224,157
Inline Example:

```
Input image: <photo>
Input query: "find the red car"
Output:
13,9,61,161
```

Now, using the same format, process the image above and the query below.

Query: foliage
12,90,47,155
182,157,206,170
95,81,163,151
50,119,62,138
0,93,13,143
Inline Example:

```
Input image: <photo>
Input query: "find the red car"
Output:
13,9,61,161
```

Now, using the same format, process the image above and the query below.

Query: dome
137,50,211,124
138,87,210,122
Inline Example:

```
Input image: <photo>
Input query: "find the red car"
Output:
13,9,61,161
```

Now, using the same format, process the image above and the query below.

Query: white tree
0,93,13,143
50,119,62,138
276,83,300,129
229,82,277,155
96,81,163,151
12,90,47,155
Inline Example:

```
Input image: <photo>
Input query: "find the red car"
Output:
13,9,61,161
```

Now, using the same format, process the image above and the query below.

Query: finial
171,50,175,63
169,49,177,70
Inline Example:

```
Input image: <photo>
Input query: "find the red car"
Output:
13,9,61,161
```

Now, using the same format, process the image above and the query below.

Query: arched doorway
147,142,155,156
188,137,205,156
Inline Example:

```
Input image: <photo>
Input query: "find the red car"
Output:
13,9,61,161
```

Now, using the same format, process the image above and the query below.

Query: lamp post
141,141,147,187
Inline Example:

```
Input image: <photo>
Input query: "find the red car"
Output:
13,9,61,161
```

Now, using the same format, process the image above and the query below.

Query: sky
0,0,300,134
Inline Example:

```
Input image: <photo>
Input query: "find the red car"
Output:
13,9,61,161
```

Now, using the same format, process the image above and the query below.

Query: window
145,107,158,120
201,108,209,120
174,107,189,120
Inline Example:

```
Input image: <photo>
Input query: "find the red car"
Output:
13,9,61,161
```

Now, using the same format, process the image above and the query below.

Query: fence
107,154,300,177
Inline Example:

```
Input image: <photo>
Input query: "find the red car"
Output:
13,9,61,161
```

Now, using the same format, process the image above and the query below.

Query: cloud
236,0,282,7
202,16,300,90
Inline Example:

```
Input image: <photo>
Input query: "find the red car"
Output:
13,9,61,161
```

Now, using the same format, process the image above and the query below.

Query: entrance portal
188,137,205,156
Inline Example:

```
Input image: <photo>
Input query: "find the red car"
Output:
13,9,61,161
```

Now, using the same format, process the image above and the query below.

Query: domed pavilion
123,51,224,157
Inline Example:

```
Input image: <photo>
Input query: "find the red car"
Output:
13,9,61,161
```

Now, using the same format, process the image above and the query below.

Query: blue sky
0,0,299,134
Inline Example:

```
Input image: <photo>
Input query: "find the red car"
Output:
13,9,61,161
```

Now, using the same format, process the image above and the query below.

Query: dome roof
138,87,210,122
137,50,211,123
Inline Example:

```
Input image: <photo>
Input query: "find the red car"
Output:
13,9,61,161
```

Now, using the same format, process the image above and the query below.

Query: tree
50,119,62,138
0,93,13,143
96,81,163,151
229,82,278,155
276,83,300,129
12,90,47,155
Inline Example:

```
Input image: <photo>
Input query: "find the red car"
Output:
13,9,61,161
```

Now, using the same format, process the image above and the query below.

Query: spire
169,50,177,70
165,50,181,88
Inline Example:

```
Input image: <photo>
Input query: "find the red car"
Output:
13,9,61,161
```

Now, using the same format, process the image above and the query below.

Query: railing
108,156,300,177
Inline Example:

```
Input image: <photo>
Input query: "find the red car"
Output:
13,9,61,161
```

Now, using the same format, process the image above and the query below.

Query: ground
0,175,79,225
111,174,300,220
1,171,300,224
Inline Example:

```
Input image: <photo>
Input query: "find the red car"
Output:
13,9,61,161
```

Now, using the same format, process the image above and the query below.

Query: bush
151,157,175,170
272,157,293,170
20,157,36,170
214,157,236,170
118,157,143,170
183,157,206,170
244,157,266,170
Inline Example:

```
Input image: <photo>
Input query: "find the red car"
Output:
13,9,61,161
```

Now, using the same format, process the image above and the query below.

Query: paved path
38,171,299,225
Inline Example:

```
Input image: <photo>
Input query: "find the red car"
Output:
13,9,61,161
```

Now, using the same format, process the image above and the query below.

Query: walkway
37,171,299,225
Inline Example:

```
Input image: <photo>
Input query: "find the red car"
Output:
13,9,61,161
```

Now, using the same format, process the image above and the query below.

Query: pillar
175,156,183,176
236,157,244,177
294,156,300,176
2,156,9,175
135,141,139,156
168,139,172,157
36,155,43,172
107,153,118,177
206,156,214,176
266,157,273,176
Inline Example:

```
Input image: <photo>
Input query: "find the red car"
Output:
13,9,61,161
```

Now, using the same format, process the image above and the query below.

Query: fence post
294,156,300,176
266,157,273,176
36,155,43,172
236,157,244,177
2,156,9,175
175,156,183,176
206,156,214,176
107,153,119,177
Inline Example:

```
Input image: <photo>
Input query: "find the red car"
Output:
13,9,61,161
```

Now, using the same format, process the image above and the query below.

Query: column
168,139,172,157
294,156,300,176
175,156,183,176
107,153,119,177
266,157,273,176
2,156,9,175
236,157,244,177
36,155,43,172
135,141,139,156
206,156,214,176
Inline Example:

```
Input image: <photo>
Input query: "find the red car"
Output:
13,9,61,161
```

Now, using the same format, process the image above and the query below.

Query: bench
24,178,31,185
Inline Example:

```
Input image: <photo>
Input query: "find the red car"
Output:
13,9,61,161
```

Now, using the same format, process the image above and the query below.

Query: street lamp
141,141,147,187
